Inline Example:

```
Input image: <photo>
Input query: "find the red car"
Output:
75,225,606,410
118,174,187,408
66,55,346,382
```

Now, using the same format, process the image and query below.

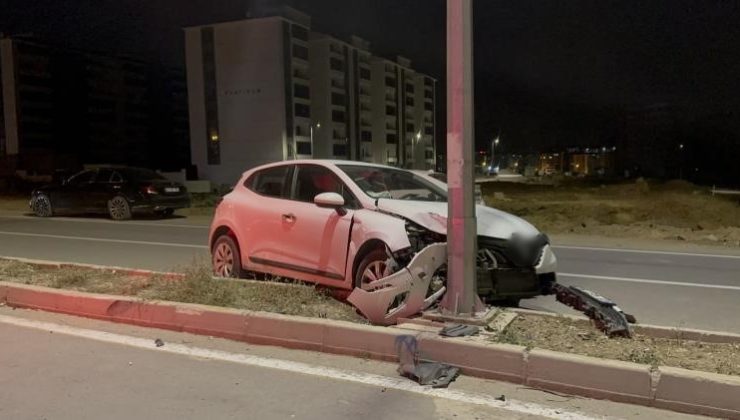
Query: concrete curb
1,281,739,418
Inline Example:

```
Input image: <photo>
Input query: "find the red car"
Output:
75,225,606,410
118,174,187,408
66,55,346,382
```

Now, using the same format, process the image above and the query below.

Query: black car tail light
142,185,159,195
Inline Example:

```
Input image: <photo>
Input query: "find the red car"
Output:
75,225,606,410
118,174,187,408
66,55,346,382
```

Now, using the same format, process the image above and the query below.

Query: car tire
32,194,54,217
212,235,243,278
355,248,391,289
108,196,132,220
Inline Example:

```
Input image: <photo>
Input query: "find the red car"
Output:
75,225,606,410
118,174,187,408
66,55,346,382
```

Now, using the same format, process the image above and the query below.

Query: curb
1,281,739,418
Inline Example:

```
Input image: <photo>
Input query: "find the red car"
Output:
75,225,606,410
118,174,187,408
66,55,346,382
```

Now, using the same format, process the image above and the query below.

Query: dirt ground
482,179,740,248
493,314,740,376
0,260,364,323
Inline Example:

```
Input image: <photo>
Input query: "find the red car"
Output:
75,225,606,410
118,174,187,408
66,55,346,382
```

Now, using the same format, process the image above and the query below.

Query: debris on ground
395,335,460,388
439,324,480,337
552,284,636,337
154,338,164,347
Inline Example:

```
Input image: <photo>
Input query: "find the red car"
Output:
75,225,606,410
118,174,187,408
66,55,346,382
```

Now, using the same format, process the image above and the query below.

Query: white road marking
554,245,740,260
0,314,599,420
0,215,210,229
560,272,740,291
0,230,209,249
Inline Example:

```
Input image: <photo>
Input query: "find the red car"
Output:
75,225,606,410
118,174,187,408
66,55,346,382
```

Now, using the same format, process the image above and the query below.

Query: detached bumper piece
552,284,637,338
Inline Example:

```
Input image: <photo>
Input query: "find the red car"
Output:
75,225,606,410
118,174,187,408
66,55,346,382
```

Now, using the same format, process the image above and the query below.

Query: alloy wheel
361,260,391,289
32,195,52,217
213,242,234,277
108,197,130,220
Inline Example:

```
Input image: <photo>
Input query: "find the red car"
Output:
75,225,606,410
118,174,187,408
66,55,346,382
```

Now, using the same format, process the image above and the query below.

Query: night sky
2,0,739,177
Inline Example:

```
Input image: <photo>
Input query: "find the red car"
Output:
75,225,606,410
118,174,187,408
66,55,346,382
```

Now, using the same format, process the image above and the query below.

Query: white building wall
185,18,288,186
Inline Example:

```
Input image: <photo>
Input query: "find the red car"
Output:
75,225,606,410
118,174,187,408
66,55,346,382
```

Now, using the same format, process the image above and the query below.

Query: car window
120,168,166,181
294,165,358,209
249,165,292,198
66,170,96,186
110,171,124,184
337,165,447,202
95,168,114,183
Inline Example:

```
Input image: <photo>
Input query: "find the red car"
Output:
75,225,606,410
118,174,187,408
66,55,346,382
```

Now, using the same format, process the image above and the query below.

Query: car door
240,164,295,268
57,170,97,212
276,164,356,284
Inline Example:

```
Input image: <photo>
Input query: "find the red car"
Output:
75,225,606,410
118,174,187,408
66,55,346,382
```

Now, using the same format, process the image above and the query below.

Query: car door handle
282,213,296,221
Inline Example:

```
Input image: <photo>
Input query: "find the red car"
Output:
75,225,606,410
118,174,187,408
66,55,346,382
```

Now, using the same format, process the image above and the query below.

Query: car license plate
165,187,179,193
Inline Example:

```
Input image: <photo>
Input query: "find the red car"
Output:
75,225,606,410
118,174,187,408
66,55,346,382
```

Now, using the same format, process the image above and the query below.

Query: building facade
184,7,437,185
0,36,189,177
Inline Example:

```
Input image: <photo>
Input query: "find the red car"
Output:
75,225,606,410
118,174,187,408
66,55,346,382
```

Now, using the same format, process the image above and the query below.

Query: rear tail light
143,185,159,195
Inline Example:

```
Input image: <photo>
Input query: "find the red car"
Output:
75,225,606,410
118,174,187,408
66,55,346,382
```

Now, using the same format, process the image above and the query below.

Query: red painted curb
2,280,740,418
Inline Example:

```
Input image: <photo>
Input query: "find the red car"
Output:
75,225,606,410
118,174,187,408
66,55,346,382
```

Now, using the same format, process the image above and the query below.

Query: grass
482,179,740,248
492,314,740,376
0,259,364,323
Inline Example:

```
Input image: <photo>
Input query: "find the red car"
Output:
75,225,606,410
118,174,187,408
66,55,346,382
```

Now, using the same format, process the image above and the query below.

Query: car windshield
120,168,167,181
338,165,447,202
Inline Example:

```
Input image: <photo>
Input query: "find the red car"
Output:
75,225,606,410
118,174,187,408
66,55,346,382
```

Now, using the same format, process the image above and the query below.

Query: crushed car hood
376,199,541,239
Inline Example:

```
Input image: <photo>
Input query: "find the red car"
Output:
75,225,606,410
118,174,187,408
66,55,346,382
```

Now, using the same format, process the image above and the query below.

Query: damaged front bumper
348,243,447,325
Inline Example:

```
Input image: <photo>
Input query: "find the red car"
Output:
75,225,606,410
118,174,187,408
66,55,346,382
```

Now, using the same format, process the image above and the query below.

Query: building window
331,110,346,122
406,123,415,133
296,141,312,155
291,25,308,41
331,92,345,106
424,126,433,135
424,102,433,111
385,105,396,116
424,77,433,86
360,67,371,80
295,103,310,118
201,27,220,165
292,45,309,60
424,89,433,99
425,150,434,160
333,144,348,157
405,97,414,107
330,57,344,71
361,131,372,142
386,133,398,144
406,83,415,93
385,76,396,87
294,84,310,99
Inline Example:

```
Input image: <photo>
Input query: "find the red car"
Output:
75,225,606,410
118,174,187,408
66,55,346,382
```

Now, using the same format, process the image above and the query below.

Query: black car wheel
108,196,132,220
32,194,54,217
212,235,242,278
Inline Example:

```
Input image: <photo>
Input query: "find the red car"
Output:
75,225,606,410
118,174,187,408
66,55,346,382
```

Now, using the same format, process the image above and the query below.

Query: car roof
242,159,404,177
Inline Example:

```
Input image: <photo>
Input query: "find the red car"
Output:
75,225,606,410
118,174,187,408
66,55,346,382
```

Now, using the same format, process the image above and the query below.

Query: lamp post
309,122,321,158
489,137,500,175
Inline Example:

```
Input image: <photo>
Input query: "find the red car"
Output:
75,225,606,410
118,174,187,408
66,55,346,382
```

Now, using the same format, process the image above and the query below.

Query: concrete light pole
441,0,482,315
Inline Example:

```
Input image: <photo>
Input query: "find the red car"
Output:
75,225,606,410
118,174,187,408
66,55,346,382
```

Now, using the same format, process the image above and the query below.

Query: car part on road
551,284,636,338
108,196,132,220
439,324,480,337
395,335,459,388
348,243,447,325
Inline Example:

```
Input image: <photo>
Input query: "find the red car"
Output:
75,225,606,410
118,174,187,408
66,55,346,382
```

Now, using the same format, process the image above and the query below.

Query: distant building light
210,133,219,142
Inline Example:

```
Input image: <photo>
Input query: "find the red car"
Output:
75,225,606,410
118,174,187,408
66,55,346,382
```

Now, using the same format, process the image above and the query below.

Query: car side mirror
314,192,346,214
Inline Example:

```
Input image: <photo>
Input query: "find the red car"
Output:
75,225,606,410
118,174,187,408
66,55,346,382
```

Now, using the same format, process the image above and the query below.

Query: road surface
1,214,739,333
0,306,704,420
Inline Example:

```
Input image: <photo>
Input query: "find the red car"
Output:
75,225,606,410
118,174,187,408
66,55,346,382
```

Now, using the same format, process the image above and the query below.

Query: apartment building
184,6,437,185
0,36,189,176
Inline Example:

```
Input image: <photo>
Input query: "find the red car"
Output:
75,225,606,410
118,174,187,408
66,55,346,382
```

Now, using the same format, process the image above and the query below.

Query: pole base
422,303,497,327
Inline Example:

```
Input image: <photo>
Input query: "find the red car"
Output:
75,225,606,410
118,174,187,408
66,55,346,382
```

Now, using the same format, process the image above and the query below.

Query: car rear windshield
337,165,447,202
120,168,167,181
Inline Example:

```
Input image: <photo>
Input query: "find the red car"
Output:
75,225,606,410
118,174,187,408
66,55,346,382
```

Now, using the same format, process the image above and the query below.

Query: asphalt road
0,306,703,420
1,214,739,333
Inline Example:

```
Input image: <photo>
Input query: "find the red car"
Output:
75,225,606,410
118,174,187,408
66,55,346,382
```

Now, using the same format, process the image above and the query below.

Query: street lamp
309,122,321,158
489,136,500,175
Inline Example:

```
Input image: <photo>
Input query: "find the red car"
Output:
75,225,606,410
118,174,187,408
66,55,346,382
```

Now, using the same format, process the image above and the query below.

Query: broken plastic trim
552,284,636,338
348,243,447,325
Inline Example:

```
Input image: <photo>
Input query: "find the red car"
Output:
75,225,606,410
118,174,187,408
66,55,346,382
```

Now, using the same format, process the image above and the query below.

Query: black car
29,167,191,220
